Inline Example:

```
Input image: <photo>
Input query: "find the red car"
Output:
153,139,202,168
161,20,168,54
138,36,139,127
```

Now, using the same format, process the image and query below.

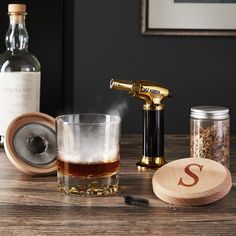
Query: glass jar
190,106,230,168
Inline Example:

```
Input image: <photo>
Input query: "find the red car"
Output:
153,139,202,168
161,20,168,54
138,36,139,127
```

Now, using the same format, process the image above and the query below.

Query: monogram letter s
178,164,203,187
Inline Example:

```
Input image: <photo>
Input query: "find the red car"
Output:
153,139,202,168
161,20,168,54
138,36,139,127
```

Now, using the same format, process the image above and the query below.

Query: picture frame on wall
141,0,236,36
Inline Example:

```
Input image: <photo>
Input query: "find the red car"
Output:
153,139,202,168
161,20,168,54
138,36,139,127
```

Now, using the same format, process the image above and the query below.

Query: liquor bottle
0,4,40,146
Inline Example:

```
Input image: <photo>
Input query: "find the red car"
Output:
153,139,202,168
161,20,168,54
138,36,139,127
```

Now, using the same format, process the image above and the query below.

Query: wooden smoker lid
152,158,232,206
4,112,57,175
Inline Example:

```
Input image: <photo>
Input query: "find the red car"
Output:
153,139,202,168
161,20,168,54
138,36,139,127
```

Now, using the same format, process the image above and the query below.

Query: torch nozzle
110,79,133,92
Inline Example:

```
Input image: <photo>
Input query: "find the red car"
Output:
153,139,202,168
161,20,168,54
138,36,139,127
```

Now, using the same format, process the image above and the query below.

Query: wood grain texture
0,134,235,235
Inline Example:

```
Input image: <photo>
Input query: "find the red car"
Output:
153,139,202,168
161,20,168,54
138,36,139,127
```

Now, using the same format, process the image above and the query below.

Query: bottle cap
152,158,232,206
191,106,229,120
4,112,57,175
8,4,26,13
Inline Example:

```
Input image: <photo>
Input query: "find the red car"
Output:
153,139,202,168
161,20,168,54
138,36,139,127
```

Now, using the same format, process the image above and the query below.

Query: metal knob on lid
4,112,57,175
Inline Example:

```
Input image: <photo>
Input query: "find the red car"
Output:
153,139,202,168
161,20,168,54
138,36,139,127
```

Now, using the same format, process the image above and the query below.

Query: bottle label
0,72,40,136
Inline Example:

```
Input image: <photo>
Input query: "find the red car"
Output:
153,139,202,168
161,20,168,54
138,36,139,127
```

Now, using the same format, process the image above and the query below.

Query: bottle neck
5,13,28,52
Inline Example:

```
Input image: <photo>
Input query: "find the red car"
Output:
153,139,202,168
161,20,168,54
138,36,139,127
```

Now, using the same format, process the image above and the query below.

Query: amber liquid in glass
57,157,120,196
57,158,120,178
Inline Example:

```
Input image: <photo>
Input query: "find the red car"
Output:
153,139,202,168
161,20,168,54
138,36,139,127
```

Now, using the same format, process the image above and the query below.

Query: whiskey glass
56,114,121,196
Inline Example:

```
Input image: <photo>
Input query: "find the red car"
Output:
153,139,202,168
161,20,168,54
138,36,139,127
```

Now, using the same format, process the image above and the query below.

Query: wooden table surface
0,135,235,236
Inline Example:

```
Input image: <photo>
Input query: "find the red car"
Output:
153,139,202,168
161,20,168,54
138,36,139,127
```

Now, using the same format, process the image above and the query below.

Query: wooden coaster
152,158,232,206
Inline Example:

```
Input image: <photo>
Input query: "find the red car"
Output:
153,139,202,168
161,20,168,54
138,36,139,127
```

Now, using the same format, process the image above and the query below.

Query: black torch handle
143,109,164,157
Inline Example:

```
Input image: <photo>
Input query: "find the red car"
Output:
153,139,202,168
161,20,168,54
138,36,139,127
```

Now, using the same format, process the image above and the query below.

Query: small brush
123,195,149,208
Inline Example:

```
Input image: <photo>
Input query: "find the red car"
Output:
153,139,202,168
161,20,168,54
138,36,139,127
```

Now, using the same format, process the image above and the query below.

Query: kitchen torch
110,79,171,169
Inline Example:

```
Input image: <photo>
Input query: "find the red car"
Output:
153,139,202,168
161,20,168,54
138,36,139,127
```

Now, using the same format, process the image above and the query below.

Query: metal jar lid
191,106,230,120
4,112,57,175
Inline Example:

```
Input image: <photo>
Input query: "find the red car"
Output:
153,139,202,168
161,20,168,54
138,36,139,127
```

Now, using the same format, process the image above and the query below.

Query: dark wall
72,0,236,134
1,0,235,134
0,0,63,117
